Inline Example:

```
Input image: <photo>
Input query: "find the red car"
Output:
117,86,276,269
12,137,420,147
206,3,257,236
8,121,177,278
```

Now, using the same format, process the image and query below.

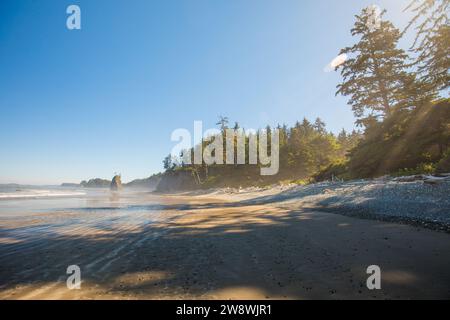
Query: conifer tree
404,0,449,92
336,8,414,126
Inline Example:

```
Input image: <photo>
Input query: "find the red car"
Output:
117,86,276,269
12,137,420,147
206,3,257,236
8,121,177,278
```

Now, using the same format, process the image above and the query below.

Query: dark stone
110,175,123,191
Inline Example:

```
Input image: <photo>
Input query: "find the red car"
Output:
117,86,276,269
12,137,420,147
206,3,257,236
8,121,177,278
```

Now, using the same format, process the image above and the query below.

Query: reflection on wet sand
1,190,450,299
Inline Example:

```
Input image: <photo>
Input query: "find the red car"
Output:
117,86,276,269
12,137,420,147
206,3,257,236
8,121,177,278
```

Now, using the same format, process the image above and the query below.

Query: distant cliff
60,183,80,188
155,170,198,192
61,174,162,191
60,179,110,188
81,178,110,188
124,174,162,191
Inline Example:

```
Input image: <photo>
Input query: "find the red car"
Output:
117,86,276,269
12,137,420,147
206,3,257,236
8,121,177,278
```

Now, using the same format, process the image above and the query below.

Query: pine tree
404,0,449,51
163,154,173,171
216,116,229,133
416,24,449,92
404,0,449,92
314,118,326,133
336,8,414,126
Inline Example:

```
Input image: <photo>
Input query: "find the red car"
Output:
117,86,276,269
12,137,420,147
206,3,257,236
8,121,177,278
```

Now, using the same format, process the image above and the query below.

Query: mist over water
0,187,161,216
0,185,86,200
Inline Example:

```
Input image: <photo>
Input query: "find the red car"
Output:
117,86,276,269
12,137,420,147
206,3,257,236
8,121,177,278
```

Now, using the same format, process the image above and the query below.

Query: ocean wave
0,189,86,200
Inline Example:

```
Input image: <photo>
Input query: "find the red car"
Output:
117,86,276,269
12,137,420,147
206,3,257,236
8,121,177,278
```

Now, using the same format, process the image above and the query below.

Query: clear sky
0,0,414,185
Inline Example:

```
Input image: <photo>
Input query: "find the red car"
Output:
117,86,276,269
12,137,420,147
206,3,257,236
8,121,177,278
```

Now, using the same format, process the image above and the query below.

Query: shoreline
156,176,450,233
1,178,450,299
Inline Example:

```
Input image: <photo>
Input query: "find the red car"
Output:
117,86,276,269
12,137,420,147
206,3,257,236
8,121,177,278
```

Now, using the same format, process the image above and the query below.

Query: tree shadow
1,199,450,299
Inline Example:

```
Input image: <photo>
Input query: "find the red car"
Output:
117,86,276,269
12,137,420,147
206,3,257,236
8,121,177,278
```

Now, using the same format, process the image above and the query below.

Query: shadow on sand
1,199,450,299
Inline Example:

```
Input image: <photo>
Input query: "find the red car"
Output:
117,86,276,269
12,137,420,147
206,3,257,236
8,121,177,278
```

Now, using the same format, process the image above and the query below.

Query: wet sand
0,190,450,299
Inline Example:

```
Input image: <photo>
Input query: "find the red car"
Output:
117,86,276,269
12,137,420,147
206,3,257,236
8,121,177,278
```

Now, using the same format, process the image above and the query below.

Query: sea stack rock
110,175,123,191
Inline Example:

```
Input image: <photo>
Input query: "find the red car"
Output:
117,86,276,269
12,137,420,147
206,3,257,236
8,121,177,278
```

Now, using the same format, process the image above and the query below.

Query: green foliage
392,163,437,177
202,175,219,187
347,99,450,178
313,160,349,182
415,24,450,92
336,8,418,126
163,154,176,171
333,4,449,179
80,178,110,188
162,117,359,189
436,148,450,172
405,0,449,92
157,4,449,191
291,179,311,186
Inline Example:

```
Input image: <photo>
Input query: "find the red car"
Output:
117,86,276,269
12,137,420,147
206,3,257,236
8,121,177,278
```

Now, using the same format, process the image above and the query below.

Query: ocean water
0,186,165,246
0,186,160,216
0,185,86,200
0,186,167,297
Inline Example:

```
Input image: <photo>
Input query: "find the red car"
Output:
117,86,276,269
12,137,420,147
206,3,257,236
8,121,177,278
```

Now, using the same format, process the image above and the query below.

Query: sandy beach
0,185,450,300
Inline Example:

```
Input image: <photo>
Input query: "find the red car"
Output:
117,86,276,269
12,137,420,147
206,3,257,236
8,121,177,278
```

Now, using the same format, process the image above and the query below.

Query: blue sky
0,0,414,184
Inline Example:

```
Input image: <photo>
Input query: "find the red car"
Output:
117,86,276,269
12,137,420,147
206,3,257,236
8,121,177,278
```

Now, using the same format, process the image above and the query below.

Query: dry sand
0,189,450,299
